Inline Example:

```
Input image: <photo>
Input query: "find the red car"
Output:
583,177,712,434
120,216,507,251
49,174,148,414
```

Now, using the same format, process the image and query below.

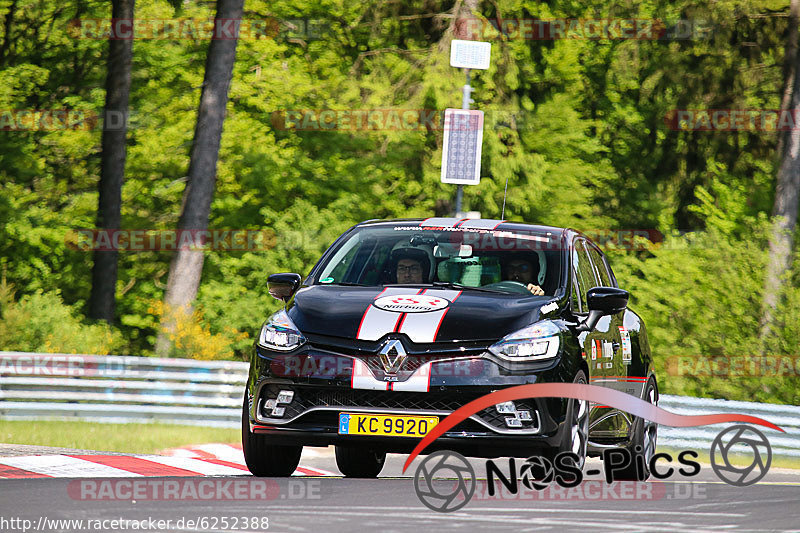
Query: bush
0,280,122,354
608,218,800,404
149,300,248,360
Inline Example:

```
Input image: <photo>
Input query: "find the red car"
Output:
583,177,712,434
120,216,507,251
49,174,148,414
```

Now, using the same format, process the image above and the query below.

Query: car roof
356,218,574,240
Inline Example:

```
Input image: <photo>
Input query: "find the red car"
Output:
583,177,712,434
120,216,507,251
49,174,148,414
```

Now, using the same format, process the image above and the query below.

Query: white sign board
450,40,491,70
441,109,484,185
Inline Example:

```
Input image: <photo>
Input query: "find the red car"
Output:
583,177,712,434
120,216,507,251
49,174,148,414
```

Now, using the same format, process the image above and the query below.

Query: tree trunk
88,0,134,323
778,0,800,158
155,0,244,356
761,0,800,345
0,0,18,67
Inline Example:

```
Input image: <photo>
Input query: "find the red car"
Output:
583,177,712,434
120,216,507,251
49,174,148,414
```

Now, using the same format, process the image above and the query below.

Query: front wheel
335,446,386,478
242,395,302,477
613,377,658,481
546,369,589,471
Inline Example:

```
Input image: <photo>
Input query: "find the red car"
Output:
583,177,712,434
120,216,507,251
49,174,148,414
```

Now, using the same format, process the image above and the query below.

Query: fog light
505,417,522,428
262,389,295,418
517,410,532,421
277,390,294,404
496,401,516,414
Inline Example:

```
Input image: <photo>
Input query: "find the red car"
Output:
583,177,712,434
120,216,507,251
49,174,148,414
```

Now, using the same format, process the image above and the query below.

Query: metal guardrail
0,351,249,428
658,394,800,457
0,351,797,456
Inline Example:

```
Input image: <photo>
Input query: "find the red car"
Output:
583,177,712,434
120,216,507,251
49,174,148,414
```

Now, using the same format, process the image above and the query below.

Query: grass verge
0,420,239,455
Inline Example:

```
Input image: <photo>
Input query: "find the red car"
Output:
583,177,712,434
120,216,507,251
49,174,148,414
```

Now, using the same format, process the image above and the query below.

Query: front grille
305,333,491,356
261,384,478,417
259,384,540,433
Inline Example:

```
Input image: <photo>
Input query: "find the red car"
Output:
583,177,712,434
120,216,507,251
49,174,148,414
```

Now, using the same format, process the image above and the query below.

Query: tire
613,377,658,481
335,446,386,478
545,369,589,471
241,394,302,477
542,370,589,470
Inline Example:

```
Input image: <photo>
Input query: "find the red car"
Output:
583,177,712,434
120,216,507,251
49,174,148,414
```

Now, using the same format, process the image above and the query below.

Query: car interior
337,232,560,295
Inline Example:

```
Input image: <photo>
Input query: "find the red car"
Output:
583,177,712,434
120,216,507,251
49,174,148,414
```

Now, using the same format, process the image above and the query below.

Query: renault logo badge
379,339,407,374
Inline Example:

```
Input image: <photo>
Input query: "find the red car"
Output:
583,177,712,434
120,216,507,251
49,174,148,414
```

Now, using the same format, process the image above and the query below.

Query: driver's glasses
507,263,531,273
397,265,422,274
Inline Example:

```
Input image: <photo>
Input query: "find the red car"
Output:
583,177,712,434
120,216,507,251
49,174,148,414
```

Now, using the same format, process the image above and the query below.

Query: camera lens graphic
519,455,554,491
710,425,772,486
414,450,476,512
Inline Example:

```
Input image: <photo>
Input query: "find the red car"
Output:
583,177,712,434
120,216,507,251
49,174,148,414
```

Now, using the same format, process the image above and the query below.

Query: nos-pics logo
403,383,782,512
414,425,773,513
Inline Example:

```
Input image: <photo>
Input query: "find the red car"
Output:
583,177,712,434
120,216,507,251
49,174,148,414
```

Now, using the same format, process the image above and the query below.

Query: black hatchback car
243,218,658,478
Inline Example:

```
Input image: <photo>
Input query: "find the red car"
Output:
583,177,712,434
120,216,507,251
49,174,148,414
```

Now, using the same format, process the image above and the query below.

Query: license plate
338,413,438,438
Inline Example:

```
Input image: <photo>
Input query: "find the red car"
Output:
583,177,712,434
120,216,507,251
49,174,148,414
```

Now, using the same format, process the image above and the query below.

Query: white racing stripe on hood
396,289,461,343
356,287,413,341
351,288,463,392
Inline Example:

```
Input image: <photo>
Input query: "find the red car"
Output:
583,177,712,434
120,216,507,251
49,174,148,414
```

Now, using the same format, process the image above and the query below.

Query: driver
504,258,544,295
391,248,430,284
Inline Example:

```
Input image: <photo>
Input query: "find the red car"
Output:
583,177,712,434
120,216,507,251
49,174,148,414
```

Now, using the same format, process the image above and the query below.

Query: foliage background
1,0,799,403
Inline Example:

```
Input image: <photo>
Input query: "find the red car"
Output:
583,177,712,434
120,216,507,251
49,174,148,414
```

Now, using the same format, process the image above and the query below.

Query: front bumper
245,341,580,458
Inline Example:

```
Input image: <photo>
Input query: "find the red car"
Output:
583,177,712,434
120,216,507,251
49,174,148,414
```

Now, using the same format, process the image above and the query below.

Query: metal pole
462,69,472,110
455,69,472,216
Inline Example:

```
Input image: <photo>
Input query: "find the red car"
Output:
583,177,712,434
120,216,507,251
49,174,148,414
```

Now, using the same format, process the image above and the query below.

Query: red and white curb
0,444,336,479
164,443,336,477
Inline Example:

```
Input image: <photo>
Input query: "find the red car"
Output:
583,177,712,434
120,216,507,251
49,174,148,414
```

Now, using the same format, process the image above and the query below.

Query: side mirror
268,273,302,302
587,287,629,315
576,287,629,332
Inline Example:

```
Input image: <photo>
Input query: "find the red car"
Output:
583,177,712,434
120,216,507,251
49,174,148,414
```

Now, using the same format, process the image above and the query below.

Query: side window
572,240,597,312
573,240,599,312
570,267,582,313
587,246,612,287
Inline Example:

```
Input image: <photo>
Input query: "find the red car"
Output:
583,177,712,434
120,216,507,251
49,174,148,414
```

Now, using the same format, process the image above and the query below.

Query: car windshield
313,224,562,295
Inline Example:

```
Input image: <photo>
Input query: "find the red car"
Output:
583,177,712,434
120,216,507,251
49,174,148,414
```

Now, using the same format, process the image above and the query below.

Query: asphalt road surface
1,449,799,532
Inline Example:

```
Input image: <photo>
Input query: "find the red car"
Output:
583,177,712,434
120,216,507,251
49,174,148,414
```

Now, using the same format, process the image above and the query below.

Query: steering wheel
481,280,535,295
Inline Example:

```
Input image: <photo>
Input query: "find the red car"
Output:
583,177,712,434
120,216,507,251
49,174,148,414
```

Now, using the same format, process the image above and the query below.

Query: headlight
488,320,561,360
257,309,306,351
